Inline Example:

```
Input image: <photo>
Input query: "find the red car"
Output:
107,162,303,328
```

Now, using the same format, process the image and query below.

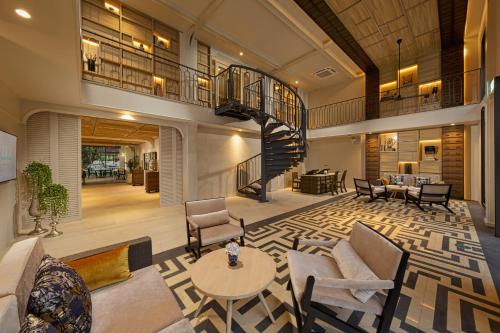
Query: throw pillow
20,314,58,333
415,176,431,187
381,177,389,186
331,239,380,303
67,245,130,291
190,209,230,229
28,255,92,333
389,175,404,185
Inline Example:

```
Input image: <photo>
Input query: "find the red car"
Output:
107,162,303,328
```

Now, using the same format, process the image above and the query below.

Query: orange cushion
67,245,130,291
381,177,389,186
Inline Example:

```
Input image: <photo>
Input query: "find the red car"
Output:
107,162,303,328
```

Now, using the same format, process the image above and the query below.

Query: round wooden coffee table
386,185,408,200
190,247,276,333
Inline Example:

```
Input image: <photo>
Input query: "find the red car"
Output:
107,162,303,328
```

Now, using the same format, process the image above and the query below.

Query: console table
145,171,159,193
300,174,334,194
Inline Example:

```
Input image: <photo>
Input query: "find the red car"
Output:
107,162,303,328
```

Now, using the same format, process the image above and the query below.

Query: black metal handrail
308,68,482,129
215,65,307,195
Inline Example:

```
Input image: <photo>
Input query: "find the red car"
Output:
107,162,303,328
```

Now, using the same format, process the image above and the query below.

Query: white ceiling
132,0,363,90
0,0,82,105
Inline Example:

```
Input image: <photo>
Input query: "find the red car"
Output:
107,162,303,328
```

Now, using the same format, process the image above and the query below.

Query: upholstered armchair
287,222,409,333
354,178,388,202
185,197,245,259
405,184,453,214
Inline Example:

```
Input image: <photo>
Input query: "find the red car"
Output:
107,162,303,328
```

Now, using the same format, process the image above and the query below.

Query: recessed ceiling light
239,51,244,56
120,114,135,121
15,9,31,19
295,80,299,84
450,123,455,126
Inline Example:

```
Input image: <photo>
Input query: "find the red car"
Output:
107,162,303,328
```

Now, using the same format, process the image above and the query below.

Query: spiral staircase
214,65,307,202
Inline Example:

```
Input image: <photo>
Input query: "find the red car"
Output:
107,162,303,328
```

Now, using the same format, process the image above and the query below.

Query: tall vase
45,216,63,238
28,191,47,235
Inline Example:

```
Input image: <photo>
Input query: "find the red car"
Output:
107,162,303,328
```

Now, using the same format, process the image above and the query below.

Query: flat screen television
0,130,17,182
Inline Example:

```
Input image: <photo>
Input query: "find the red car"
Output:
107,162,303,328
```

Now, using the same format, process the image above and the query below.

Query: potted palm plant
41,183,68,238
23,161,52,235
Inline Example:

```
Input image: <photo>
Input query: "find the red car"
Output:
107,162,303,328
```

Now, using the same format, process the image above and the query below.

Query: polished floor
154,195,500,333
42,183,341,258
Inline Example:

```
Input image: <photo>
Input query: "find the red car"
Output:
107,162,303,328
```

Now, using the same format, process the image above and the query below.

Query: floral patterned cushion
20,314,58,333
389,175,404,185
415,176,431,187
27,255,92,333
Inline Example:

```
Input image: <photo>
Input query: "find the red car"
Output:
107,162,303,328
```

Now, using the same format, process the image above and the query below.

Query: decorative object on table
225,242,240,266
85,53,97,72
23,161,52,235
41,183,69,238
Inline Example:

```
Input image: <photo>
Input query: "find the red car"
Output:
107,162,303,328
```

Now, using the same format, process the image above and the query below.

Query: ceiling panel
326,0,440,70
81,117,159,143
207,0,315,67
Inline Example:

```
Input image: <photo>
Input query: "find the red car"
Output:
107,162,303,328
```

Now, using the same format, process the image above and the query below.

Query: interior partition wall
25,112,82,226
159,126,183,206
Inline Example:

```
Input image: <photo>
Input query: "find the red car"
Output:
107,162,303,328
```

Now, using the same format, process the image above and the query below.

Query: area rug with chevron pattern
153,194,500,333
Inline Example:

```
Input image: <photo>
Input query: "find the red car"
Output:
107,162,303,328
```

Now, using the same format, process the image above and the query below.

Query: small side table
386,185,408,200
190,247,276,333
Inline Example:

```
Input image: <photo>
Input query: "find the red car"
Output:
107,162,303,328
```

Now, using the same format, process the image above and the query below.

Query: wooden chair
185,197,245,259
337,169,348,192
354,178,388,202
405,184,454,214
287,221,410,333
292,172,301,192
329,171,339,195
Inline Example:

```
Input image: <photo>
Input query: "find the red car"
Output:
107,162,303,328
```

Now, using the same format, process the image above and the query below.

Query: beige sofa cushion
185,198,226,216
195,224,244,245
287,250,384,315
189,210,230,229
90,266,183,333
0,295,20,333
0,237,45,321
349,222,403,281
157,318,194,333
331,240,380,303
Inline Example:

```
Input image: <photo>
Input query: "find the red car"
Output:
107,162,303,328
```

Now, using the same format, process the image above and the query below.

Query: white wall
137,139,159,170
306,136,363,188
0,83,23,252
308,77,365,108
197,126,261,199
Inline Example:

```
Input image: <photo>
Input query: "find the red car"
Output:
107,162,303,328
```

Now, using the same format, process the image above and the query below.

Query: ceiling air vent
313,67,336,79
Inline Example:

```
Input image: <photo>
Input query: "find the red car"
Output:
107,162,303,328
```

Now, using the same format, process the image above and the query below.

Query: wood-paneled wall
365,134,380,182
442,125,465,199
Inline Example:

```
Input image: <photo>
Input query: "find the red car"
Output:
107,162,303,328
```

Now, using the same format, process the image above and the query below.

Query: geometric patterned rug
153,194,500,332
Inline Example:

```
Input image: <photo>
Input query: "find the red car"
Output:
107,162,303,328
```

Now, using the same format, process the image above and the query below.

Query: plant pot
28,192,47,235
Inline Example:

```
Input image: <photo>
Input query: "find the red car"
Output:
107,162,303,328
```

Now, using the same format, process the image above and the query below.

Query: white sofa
0,237,194,333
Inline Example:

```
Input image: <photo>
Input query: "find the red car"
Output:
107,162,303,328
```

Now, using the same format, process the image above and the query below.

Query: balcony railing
81,29,213,108
308,68,481,129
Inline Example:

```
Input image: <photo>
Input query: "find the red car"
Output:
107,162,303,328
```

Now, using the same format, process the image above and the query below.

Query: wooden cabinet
131,169,144,186
145,171,159,193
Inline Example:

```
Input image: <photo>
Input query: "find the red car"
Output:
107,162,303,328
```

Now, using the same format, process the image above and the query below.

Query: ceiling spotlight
15,9,31,19
450,123,456,126
120,114,135,121
239,51,244,56
295,80,299,85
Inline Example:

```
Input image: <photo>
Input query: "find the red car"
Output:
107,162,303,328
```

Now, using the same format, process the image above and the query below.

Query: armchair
185,197,245,259
405,184,454,214
287,222,409,333
354,178,388,202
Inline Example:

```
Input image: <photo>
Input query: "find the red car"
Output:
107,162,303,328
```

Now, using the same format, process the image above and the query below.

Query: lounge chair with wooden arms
287,221,410,333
